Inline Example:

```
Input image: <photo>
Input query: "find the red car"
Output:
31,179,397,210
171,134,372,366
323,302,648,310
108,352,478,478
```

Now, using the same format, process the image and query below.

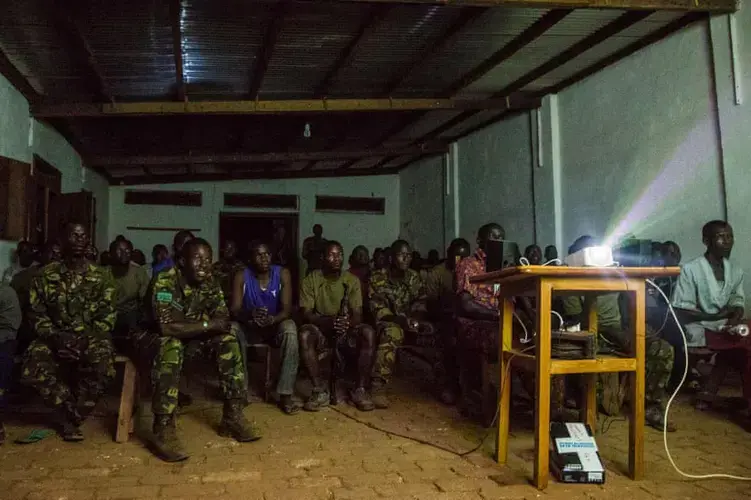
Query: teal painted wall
0,73,109,276
108,176,400,264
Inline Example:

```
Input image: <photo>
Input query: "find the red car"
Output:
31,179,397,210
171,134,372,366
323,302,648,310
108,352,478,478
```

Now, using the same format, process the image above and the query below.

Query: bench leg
263,345,272,402
116,359,137,443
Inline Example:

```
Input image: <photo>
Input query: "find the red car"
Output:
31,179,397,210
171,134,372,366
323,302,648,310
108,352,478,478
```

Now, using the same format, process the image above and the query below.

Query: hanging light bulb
303,122,311,138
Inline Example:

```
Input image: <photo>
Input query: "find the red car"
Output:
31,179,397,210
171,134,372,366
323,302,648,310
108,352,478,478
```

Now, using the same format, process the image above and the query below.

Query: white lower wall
107,175,400,261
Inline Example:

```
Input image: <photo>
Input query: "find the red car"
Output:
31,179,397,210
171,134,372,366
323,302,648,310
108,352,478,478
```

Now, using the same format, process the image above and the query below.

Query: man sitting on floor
562,235,675,431
671,220,751,430
425,238,470,405
369,239,430,409
22,223,116,441
230,240,300,415
131,238,259,462
299,241,377,412
108,239,150,351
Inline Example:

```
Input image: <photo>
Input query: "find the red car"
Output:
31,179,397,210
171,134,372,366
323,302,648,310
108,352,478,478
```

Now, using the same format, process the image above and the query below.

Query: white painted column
709,11,751,308
533,95,564,255
443,143,460,250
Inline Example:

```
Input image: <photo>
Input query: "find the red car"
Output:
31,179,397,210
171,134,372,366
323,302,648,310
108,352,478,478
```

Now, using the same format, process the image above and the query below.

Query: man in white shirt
672,220,751,429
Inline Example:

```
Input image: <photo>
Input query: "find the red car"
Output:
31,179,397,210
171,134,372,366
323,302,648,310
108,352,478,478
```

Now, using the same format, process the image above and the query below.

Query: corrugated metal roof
0,0,707,181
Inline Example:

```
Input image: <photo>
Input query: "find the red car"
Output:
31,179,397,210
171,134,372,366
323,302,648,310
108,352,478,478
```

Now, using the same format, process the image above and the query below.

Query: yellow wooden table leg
582,373,597,431
533,280,552,489
497,296,514,464
629,281,646,480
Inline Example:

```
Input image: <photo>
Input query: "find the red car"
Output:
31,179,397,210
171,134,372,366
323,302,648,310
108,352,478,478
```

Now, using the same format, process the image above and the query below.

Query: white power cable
646,278,751,481
518,257,561,267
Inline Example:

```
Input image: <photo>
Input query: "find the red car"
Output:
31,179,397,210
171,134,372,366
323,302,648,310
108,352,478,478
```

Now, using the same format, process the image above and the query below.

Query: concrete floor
2,360,751,500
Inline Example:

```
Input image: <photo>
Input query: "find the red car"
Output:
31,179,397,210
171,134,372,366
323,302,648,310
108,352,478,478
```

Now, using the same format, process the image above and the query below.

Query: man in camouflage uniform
369,239,430,409
561,235,676,431
22,223,116,441
212,239,246,306
131,238,259,462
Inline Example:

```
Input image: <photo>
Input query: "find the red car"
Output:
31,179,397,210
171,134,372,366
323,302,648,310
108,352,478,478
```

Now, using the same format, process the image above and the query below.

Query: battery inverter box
549,422,605,485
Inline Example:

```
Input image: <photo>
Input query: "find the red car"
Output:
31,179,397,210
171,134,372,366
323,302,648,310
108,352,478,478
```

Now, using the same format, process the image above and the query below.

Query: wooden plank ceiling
0,0,733,184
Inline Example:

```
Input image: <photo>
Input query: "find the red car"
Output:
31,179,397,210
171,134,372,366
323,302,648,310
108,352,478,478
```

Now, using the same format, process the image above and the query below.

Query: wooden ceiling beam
540,12,707,95
491,10,652,99
329,0,735,13
313,4,394,98
90,144,449,167
53,4,113,103
405,10,652,145
368,8,564,150
380,7,488,96
111,167,403,186
249,2,288,99
0,47,39,104
441,9,571,96
31,96,530,117
170,0,186,101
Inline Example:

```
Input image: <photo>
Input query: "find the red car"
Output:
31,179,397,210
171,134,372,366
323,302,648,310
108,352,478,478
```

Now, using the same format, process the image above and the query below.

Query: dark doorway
219,212,300,298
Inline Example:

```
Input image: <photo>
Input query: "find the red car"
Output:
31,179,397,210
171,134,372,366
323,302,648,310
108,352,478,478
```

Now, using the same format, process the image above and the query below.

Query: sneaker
349,387,375,412
303,389,330,412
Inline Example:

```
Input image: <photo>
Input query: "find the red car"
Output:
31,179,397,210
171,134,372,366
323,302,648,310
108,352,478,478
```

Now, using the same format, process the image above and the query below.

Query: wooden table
469,266,679,489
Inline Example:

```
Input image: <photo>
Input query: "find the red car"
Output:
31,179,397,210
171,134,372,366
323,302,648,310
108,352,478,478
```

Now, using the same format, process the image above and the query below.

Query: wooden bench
114,355,137,443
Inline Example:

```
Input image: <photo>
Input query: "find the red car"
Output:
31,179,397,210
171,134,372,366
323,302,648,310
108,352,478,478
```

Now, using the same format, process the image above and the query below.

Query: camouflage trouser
373,320,435,385
130,323,246,415
596,326,674,414
21,336,115,413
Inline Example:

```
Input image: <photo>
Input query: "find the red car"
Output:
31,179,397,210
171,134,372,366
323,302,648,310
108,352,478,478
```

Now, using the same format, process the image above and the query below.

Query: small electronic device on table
469,265,679,489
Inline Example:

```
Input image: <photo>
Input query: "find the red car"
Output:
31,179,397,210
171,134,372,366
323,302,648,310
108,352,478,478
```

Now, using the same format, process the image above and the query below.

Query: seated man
131,238,259,462
522,244,542,265
0,284,21,444
348,245,371,320
230,241,300,415
299,241,377,412
562,235,675,431
108,239,149,350
457,223,562,416
369,240,429,409
455,224,505,355
213,240,245,307
425,238,470,405
1,241,36,285
151,244,172,277
671,221,751,429
21,223,116,441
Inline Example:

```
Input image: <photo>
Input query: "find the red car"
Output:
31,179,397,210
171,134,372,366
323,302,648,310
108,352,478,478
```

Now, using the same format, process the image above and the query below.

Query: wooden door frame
218,211,300,253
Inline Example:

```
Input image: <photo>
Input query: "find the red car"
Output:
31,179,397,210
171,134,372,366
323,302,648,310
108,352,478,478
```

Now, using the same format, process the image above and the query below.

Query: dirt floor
2,356,751,500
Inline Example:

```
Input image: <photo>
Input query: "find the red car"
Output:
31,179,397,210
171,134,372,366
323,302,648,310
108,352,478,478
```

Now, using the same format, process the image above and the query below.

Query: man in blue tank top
231,241,301,414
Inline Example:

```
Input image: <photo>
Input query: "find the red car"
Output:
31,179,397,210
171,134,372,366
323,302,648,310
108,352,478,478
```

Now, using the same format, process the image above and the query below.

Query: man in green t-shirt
299,240,377,412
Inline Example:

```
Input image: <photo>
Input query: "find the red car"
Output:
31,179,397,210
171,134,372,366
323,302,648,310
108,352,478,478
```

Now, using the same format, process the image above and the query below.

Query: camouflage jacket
151,267,229,326
29,261,116,340
369,268,425,321
211,260,246,301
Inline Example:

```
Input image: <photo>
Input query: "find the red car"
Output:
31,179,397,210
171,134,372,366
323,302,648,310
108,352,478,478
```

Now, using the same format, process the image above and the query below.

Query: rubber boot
57,400,84,442
151,414,189,463
218,399,261,442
